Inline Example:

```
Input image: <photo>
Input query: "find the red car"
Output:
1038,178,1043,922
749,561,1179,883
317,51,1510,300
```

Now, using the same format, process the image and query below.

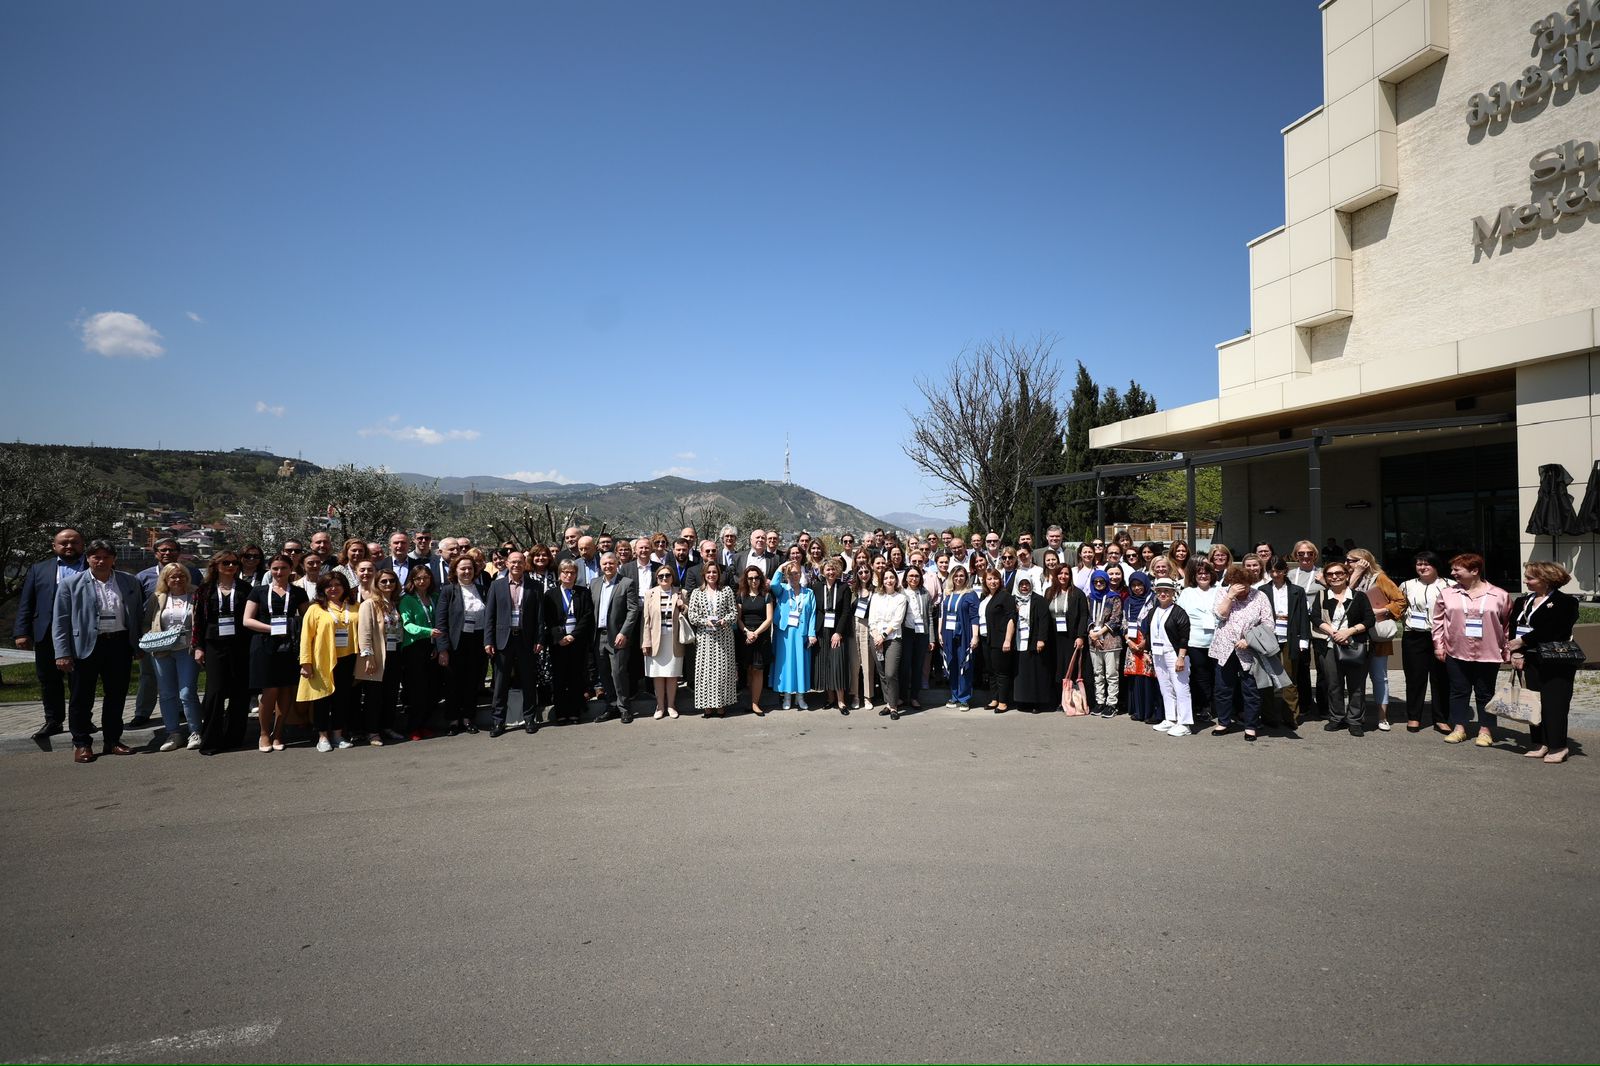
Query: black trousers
1401,631,1449,725
490,635,538,726
35,630,69,727
401,641,439,733
1186,647,1215,723
1528,661,1577,751
550,639,587,720
199,636,252,752
312,655,357,732
357,669,402,735
1319,647,1368,726
448,640,486,725
67,638,133,748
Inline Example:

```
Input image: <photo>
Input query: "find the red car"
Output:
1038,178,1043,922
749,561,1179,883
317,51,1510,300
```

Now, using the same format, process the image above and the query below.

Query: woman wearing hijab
1122,572,1158,723
1086,569,1124,718
1010,575,1054,711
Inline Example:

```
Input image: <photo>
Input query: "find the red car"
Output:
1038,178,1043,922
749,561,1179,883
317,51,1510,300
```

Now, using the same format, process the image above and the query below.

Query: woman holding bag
143,564,201,752
243,553,308,752
1047,566,1088,714
1311,560,1375,737
355,569,404,744
1508,561,1581,764
1346,548,1406,731
641,564,690,719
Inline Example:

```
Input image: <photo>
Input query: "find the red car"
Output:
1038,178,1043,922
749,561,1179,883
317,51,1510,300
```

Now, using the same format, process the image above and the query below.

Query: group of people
11,521,1583,766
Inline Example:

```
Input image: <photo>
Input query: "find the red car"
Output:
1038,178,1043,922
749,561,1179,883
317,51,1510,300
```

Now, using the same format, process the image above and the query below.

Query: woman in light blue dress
768,562,816,710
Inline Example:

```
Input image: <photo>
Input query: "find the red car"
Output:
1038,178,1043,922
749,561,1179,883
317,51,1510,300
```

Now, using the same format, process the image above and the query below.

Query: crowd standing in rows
11,522,1582,765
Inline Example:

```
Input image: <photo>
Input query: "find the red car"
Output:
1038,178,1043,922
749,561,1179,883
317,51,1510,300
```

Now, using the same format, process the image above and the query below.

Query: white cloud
80,311,164,358
359,424,481,446
652,466,703,478
185,311,204,323
254,401,286,417
502,469,576,485
673,451,696,461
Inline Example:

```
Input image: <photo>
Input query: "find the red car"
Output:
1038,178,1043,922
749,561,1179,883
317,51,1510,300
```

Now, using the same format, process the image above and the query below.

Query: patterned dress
688,585,738,710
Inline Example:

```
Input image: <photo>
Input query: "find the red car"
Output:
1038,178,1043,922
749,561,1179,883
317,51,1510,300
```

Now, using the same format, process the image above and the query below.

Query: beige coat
356,599,393,680
640,587,689,658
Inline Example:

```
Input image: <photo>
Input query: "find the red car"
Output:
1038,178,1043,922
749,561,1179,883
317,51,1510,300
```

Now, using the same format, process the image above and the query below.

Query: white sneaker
185,733,202,750
159,734,182,752
796,695,809,710
1152,721,1173,732
1168,725,1193,737
316,738,333,753
336,738,354,749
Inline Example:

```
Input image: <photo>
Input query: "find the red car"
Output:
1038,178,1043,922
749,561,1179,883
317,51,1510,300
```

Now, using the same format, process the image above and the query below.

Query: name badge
1018,620,1030,641
334,627,349,649
944,616,957,632
1515,624,1533,637
663,609,675,630
1202,624,1214,635
823,610,836,628
270,614,289,637
1464,616,1484,639
98,610,116,627
787,607,800,627
1054,615,1067,633
511,608,521,628
218,618,236,637
979,621,989,637
564,618,576,635
463,620,480,632
912,617,925,633
855,600,869,619
1408,610,1428,629
385,633,400,651
1274,619,1288,638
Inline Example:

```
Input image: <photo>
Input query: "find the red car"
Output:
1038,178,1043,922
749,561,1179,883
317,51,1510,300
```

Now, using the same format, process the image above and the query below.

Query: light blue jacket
53,569,145,660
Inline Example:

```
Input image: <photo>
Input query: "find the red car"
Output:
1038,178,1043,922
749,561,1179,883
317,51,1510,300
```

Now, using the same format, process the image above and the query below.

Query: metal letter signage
1465,2,1600,128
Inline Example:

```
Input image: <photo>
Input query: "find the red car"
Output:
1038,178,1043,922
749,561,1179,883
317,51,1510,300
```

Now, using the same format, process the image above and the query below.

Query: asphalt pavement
0,705,1594,1063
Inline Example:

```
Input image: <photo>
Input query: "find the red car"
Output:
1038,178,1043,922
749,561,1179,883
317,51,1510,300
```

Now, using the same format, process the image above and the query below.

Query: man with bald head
556,526,582,564
574,536,600,586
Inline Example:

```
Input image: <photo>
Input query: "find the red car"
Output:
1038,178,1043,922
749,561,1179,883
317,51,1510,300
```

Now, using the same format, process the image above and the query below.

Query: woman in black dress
979,568,1018,713
242,552,309,751
1046,566,1090,711
813,559,852,713
1011,576,1055,711
737,566,774,715
1508,561,1581,764
542,559,595,725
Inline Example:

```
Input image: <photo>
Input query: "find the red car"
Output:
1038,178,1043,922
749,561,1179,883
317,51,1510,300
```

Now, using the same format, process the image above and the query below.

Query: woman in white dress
641,564,690,719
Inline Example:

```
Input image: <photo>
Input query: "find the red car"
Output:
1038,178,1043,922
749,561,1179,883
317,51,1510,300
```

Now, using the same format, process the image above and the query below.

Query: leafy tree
1131,467,1223,525
0,446,122,611
230,465,445,551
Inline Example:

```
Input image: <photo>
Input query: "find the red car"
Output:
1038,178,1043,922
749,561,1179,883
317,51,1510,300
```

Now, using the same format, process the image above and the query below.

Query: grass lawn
0,660,168,704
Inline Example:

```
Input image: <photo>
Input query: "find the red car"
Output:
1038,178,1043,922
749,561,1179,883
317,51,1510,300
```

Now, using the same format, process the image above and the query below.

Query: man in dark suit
485,551,543,737
663,538,703,593
555,526,582,564
12,527,86,742
53,539,145,763
589,553,638,724
377,531,413,586
734,530,777,583
715,526,741,575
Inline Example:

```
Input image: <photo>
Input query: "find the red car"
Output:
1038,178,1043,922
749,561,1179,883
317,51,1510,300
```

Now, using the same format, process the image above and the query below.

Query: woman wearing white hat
1143,578,1193,736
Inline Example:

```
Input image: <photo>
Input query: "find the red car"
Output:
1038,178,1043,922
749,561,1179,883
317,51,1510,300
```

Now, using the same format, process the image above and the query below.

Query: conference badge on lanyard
270,614,289,637
1054,613,1067,633
1464,612,1483,640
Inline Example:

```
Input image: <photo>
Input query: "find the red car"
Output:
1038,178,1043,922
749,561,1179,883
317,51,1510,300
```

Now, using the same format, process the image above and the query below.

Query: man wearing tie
53,540,146,763
590,553,638,724
485,551,543,737
13,527,86,743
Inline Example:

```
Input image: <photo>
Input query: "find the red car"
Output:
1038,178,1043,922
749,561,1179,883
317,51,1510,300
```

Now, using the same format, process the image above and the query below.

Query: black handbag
1531,640,1586,664
1333,637,1369,666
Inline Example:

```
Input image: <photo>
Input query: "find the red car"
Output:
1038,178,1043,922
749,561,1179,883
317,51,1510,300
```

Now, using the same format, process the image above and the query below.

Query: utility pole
784,435,791,485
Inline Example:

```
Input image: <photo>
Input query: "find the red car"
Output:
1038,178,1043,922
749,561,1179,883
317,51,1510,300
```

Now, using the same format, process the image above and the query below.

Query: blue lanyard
562,589,574,617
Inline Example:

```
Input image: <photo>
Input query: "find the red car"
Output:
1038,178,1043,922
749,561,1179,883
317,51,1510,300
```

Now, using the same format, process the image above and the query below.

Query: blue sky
0,1,1322,519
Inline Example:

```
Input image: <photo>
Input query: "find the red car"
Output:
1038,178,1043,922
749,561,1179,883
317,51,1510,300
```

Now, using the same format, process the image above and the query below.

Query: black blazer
192,582,252,648
661,558,702,593
435,583,488,652
544,584,596,649
1310,589,1375,643
485,577,542,651
12,557,85,642
1140,602,1191,649
1512,589,1580,687
982,594,1019,657
813,580,854,639
1050,586,1090,644
1257,580,1313,649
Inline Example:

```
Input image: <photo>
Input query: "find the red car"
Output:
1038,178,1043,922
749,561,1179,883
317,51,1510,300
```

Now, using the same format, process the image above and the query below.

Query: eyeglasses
285,547,305,554
242,553,262,560
1295,550,1316,557
218,560,238,567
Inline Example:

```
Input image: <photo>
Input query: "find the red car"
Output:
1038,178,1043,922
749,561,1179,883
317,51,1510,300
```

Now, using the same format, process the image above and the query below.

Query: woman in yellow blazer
299,571,358,753
354,569,403,746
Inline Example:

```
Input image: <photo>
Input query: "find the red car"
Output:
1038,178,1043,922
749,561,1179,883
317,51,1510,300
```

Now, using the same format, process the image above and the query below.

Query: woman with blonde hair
334,538,369,591
144,563,201,751
1345,547,1407,730
1509,560,1581,764
641,564,690,719
355,568,404,744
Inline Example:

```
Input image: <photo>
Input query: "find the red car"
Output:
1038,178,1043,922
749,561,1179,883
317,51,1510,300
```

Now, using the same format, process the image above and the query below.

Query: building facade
1091,0,1600,591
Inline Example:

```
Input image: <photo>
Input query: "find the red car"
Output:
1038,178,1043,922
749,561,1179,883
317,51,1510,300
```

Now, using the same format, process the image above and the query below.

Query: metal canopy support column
1186,462,1196,544
1095,475,1104,538
1032,483,1041,544
1307,435,1323,552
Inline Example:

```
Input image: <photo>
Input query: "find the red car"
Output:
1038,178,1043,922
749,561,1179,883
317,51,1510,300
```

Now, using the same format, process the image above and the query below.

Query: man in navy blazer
485,551,543,737
52,540,146,762
589,553,638,723
11,527,86,742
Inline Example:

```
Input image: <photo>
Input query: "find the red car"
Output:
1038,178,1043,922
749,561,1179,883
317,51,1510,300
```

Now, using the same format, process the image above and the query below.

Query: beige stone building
1091,0,1600,591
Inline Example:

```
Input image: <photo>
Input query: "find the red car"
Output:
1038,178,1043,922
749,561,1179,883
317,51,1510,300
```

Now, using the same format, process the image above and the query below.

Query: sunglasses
242,554,262,560
218,560,238,567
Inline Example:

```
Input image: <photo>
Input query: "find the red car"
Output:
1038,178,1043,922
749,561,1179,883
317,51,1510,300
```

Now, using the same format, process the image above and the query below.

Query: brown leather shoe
104,743,135,756
74,747,96,764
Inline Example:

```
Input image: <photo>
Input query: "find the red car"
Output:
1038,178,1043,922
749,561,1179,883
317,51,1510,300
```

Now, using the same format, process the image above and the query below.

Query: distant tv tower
784,434,791,484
